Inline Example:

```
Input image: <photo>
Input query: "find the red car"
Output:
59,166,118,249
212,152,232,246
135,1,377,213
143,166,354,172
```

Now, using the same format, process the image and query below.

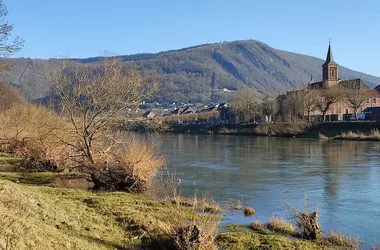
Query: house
142,111,156,119
282,42,380,121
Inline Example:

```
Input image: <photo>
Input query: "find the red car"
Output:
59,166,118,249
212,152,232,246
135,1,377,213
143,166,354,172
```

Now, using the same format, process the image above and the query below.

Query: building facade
305,43,380,121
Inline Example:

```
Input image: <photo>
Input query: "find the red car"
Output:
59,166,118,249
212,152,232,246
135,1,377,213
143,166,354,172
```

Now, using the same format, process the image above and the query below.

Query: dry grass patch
318,133,329,140
266,216,296,236
338,129,380,141
324,231,360,249
170,196,222,215
244,207,255,216
255,122,312,136
250,221,266,234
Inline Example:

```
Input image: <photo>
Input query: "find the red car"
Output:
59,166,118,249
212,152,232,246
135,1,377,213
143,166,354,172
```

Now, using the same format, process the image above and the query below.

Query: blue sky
6,0,380,76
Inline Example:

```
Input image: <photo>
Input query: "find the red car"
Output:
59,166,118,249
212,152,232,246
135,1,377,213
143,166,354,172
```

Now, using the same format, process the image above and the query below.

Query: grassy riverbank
168,121,380,139
0,154,363,249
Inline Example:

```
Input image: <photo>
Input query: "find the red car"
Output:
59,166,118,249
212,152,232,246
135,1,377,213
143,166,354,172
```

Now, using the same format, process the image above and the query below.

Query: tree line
231,83,370,124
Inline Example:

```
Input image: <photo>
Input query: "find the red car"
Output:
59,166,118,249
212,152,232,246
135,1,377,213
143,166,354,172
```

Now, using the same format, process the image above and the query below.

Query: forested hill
1,40,380,103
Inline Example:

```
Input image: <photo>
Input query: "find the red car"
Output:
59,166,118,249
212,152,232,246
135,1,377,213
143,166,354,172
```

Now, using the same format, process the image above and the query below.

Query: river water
137,133,380,245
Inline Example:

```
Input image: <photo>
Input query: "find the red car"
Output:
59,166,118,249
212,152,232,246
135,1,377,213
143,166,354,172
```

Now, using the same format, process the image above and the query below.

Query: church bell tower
322,41,338,88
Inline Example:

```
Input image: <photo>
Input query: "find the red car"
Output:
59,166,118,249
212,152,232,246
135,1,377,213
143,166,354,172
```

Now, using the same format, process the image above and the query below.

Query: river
136,133,380,245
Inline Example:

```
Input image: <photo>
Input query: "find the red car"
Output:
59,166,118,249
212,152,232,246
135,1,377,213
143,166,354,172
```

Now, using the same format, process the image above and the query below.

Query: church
305,43,380,121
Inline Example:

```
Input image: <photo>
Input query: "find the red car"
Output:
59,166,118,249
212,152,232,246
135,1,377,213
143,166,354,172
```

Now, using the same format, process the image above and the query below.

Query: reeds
266,216,296,236
324,230,360,249
338,129,380,141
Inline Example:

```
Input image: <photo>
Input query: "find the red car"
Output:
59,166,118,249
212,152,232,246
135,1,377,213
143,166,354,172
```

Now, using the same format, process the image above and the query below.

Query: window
373,97,377,104
366,98,369,104
331,69,335,78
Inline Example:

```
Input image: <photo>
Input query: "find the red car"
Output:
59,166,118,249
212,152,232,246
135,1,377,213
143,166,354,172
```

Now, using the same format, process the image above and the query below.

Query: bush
244,207,255,216
0,105,75,171
90,139,165,192
286,196,322,240
255,122,312,136
0,82,25,111
250,221,266,233
0,105,165,192
266,216,296,236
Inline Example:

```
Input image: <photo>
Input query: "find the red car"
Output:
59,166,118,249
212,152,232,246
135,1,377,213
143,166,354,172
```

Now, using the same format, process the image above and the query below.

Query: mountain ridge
1,39,379,103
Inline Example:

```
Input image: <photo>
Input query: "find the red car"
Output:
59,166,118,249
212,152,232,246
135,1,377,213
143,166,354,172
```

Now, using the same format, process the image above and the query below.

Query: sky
6,0,380,76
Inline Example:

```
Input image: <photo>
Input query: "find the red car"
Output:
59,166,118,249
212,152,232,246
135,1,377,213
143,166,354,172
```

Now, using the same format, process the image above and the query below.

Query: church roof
308,78,370,90
322,43,338,67
338,78,370,89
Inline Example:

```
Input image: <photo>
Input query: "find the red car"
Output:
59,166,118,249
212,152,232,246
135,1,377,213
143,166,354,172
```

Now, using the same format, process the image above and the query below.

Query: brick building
302,43,380,120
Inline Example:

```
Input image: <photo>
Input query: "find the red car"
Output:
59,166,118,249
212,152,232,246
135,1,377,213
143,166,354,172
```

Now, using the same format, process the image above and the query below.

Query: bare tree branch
46,57,160,169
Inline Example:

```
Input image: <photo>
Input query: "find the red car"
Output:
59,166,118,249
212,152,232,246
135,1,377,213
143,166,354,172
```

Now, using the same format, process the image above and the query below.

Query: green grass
218,224,340,250
0,155,201,249
0,179,199,250
0,153,21,171
217,231,337,250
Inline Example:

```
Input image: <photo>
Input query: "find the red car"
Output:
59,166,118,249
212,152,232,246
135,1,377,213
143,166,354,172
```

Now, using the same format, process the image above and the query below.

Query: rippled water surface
137,133,380,245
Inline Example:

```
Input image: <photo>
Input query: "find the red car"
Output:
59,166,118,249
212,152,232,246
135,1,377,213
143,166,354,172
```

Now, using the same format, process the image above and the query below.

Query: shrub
0,105,75,171
90,138,165,192
244,207,255,216
250,221,266,233
0,105,165,192
255,122,312,136
324,231,360,249
0,82,25,111
286,195,322,240
266,216,296,236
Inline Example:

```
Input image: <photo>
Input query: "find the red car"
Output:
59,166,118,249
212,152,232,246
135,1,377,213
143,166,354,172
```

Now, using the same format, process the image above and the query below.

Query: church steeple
322,41,337,67
322,41,338,88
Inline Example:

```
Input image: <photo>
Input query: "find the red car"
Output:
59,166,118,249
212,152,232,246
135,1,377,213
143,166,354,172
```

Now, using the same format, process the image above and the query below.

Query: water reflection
135,133,380,245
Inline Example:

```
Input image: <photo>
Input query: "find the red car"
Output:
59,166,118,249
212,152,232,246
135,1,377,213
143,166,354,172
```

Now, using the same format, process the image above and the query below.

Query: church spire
322,41,339,87
322,41,337,66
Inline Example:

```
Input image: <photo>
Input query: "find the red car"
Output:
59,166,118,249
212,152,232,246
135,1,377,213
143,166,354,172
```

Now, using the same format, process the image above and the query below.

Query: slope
0,40,379,103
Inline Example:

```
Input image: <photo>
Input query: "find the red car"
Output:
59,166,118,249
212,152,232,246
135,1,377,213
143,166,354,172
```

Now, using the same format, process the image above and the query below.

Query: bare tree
0,82,25,110
0,0,24,70
231,87,260,123
46,57,159,168
315,87,342,122
303,90,319,123
287,90,305,122
261,94,277,122
343,83,367,121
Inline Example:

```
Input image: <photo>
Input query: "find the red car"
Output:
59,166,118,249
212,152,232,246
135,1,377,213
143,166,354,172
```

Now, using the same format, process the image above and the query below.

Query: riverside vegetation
0,154,364,250
0,84,368,249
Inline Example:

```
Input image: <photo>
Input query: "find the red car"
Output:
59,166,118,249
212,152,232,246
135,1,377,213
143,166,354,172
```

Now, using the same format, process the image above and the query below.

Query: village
139,43,380,127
